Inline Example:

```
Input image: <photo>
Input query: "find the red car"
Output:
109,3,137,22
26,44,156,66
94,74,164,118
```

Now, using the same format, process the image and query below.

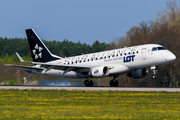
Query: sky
0,0,169,45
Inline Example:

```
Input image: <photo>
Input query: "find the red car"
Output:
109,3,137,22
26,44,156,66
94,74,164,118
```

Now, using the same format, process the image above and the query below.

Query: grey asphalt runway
0,86,180,92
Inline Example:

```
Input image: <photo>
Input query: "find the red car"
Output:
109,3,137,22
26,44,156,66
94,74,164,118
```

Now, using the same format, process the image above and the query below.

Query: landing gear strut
109,76,119,87
151,66,158,79
84,78,93,87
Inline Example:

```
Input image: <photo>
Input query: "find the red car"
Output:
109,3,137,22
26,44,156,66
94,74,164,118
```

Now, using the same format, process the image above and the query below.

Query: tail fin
26,29,61,62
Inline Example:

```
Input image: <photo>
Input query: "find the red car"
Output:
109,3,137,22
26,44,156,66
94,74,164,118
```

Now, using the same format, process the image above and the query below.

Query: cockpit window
152,47,157,51
152,47,167,51
157,47,167,50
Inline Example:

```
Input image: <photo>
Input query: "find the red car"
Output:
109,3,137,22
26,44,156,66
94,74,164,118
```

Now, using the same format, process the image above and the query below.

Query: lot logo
123,55,135,63
94,69,99,74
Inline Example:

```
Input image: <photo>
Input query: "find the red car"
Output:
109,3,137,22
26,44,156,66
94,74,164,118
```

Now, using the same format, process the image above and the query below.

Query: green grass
0,89,180,119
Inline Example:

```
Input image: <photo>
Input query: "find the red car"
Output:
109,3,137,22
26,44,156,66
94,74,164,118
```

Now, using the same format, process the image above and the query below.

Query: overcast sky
0,0,169,45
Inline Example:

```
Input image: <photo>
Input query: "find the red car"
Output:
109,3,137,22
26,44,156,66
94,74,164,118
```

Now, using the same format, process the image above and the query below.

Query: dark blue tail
26,29,61,62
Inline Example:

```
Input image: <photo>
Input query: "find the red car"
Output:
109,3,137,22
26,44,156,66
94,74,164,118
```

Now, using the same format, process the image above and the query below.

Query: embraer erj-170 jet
5,29,176,87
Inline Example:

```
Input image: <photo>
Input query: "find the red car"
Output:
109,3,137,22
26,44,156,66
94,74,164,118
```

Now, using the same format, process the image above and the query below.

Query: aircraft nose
168,53,176,62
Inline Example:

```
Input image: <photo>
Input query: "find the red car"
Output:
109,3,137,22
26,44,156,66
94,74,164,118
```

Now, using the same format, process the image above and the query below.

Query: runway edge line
1,86,180,92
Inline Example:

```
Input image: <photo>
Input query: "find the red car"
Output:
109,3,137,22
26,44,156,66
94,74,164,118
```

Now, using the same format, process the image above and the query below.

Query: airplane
5,29,176,87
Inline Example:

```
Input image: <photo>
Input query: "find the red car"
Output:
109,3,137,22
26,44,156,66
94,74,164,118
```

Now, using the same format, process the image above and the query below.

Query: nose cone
168,53,176,62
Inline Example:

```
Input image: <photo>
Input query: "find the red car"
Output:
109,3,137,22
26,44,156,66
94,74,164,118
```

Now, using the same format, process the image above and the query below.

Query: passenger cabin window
152,47,157,51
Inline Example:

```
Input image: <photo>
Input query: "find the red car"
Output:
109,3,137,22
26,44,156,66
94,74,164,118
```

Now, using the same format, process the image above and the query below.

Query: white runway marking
0,86,180,92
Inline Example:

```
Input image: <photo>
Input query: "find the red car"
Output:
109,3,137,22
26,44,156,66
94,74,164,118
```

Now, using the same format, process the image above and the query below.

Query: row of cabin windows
64,51,139,65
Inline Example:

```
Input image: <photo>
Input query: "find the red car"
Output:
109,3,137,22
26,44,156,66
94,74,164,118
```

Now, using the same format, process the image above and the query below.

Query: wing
5,62,92,74
31,62,92,73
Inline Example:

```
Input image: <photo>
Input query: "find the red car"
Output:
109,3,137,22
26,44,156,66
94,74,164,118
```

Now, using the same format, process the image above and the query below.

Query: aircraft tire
153,75,158,79
90,80,93,86
109,80,119,87
84,80,93,87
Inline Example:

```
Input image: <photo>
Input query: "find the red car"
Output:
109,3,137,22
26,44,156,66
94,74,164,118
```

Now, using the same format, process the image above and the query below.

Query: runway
1,86,180,92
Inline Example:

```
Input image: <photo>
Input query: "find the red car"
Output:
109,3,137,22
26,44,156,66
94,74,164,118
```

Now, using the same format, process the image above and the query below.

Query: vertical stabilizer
26,29,61,62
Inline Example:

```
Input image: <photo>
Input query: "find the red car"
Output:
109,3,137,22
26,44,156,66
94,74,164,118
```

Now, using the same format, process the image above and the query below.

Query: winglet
15,52,32,63
16,52,24,62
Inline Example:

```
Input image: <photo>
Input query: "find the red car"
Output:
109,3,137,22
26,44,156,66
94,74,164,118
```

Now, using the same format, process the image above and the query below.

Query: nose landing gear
151,66,158,79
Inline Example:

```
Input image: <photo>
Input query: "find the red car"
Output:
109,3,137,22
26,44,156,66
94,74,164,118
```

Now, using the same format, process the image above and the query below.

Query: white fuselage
32,44,176,78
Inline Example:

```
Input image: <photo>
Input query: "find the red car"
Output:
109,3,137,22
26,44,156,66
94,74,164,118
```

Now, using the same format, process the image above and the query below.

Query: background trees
0,38,109,58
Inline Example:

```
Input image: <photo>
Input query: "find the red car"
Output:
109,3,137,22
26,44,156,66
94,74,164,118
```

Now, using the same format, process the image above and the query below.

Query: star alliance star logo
32,44,43,59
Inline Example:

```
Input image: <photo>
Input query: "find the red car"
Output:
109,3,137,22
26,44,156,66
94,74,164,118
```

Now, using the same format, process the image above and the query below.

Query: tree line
0,38,109,59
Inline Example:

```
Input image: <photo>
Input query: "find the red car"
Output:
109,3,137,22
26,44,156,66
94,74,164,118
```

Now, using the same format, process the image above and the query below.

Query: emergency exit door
141,48,146,60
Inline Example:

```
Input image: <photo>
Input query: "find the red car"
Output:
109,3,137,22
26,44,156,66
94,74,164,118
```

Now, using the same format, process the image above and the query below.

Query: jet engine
127,68,148,79
90,66,109,77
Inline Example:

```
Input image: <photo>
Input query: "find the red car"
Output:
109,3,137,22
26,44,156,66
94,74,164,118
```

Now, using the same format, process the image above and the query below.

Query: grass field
0,89,180,120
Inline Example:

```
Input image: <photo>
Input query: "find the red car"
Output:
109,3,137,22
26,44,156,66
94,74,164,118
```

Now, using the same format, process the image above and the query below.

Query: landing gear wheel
151,66,158,79
84,80,93,87
153,75,158,79
109,80,119,87
89,80,93,86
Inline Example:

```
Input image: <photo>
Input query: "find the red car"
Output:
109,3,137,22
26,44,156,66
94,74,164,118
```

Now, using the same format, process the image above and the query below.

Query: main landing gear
84,77,119,87
151,66,158,79
109,76,119,87
84,78,93,87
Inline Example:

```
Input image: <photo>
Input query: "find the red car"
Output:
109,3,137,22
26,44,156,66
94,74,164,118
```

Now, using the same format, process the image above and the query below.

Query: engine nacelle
127,68,148,79
90,66,109,77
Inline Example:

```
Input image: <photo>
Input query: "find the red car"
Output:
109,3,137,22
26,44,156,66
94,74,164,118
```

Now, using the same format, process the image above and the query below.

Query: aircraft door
141,48,146,60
